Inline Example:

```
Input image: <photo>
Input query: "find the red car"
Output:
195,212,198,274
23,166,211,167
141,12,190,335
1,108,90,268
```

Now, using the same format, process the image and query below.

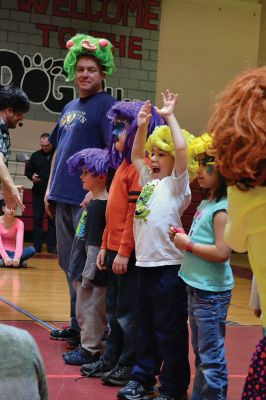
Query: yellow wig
145,125,197,181
187,132,214,180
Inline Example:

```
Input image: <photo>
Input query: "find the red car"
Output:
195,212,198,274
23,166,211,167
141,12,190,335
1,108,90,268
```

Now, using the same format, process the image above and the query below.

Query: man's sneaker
156,393,188,400
117,380,154,400
80,358,113,377
50,326,80,341
63,346,100,366
101,364,132,386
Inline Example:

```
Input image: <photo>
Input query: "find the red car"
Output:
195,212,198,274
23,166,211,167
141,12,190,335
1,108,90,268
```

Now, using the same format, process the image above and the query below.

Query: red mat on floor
2,321,262,400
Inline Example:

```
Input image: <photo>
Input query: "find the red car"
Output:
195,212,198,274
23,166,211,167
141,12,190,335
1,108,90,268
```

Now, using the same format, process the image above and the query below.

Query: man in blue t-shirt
45,34,115,342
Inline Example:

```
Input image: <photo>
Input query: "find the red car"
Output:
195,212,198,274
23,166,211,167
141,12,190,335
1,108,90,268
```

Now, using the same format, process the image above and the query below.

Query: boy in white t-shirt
118,90,192,400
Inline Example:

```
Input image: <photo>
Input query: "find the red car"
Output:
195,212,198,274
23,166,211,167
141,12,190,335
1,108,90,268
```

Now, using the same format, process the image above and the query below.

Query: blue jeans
187,286,231,400
132,266,190,397
5,246,35,265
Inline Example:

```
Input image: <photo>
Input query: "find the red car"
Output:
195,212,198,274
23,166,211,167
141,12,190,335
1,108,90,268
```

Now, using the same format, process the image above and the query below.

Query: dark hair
40,133,50,139
200,170,227,202
0,85,30,113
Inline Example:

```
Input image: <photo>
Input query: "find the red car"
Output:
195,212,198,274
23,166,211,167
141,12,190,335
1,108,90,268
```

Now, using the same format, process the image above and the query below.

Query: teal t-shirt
179,197,234,292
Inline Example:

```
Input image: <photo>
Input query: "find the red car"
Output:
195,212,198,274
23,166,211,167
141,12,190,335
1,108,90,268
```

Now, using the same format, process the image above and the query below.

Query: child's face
80,167,101,192
112,120,127,152
196,154,218,190
150,146,174,179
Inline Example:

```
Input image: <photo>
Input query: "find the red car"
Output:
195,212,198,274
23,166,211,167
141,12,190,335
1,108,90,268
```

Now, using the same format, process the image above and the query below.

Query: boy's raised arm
155,90,187,176
131,100,151,175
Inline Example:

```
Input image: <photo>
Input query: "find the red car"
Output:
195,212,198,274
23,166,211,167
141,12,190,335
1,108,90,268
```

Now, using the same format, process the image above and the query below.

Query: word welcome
17,0,160,59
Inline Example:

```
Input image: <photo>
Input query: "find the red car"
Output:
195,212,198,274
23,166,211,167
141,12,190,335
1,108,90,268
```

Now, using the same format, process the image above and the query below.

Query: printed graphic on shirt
60,111,86,128
0,127,11,163
135,181,156,221
75,209,87,240
189,200,209,236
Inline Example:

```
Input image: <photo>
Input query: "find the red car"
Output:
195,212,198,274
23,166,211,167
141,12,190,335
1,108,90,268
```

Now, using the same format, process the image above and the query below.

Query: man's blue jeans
187,286,231,400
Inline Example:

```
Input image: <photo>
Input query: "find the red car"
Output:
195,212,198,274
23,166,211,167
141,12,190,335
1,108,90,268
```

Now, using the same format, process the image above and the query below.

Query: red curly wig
209,67,266,190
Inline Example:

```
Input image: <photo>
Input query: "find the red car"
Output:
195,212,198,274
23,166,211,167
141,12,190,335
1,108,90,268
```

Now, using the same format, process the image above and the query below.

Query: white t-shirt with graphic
133,165,191,267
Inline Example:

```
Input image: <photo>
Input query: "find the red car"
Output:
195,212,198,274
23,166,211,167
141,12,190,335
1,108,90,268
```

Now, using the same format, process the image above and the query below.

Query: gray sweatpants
74,279,106,354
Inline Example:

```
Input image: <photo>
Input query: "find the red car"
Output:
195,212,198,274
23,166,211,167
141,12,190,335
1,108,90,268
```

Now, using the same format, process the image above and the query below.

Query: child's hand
173,232,190,250
155,89,178,117
3,257,13,267
168,226,184,242
112,254,129,275
96,249,107,270
12,258,20,267
137,100,151,128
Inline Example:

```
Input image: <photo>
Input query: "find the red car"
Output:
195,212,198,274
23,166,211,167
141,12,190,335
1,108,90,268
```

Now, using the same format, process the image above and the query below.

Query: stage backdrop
0,0,264,149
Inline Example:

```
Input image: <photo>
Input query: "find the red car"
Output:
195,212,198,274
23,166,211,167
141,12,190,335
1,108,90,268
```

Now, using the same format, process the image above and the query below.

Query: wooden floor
0,251,262,400
0,252,260,327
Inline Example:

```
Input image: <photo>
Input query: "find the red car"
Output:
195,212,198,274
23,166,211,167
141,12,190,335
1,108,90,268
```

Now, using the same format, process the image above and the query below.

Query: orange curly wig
209,67,266,189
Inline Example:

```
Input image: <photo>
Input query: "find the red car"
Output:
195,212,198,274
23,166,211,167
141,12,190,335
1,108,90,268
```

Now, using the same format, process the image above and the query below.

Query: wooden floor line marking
0,294,55,330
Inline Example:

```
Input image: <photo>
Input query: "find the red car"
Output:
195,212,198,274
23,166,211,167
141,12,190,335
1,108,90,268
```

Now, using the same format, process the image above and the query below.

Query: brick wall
0,0,161,123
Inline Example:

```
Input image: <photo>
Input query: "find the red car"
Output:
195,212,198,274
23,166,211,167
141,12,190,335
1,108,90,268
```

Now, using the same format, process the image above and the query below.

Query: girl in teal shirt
170,133,233,400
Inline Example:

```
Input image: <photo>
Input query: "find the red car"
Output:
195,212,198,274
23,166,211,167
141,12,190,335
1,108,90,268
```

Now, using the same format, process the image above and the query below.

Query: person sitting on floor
0,202,35,267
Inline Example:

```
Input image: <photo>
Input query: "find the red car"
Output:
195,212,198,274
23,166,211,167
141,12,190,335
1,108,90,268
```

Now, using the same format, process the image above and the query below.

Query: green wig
188,132,215,180
64,33,115,81
145,125,197,181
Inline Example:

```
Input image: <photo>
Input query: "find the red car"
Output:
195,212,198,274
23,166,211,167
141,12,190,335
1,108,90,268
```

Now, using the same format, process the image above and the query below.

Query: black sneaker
80,358,113,377
63,346,100,366
50,326,80,341
117,380,154,400
101,364,132,386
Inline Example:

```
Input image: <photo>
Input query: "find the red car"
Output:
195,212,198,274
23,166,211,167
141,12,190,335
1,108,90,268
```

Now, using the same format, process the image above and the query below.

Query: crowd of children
46,88,238,400
1,32,264,400
48,70,266,399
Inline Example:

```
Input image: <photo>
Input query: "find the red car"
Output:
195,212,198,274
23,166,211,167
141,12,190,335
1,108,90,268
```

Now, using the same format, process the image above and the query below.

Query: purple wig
107,101,164,168
67,148,110,176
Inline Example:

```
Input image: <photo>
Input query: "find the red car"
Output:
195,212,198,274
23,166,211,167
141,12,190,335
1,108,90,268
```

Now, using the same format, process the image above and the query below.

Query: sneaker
117,380,154,400
80,358,113,377
50,326,80,341
101,364,132,386
63,346,100,366
156,393,188,400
